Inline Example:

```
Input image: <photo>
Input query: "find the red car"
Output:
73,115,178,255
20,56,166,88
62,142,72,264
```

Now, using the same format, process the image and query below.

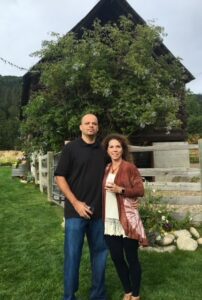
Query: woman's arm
116,163,144,198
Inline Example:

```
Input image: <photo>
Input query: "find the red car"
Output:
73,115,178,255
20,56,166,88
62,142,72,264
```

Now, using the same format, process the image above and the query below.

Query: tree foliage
186,93,202,135
0,76,22,150
21,17,187,153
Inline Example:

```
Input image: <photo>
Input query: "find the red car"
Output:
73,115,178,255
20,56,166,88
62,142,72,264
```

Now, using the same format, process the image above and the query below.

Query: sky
0,0,202,94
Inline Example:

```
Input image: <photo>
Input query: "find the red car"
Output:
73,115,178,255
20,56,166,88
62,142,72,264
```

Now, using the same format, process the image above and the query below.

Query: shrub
188,134,201,144
139,188,191,245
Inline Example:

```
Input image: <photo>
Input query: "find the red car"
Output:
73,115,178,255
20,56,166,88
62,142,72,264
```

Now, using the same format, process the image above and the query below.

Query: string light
1,56,202,79
0,56,28,71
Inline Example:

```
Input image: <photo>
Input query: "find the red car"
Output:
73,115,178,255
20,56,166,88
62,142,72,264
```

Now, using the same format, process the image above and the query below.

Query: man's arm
55,176,92,219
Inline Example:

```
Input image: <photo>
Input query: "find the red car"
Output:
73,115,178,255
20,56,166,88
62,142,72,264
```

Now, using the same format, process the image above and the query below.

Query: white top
104,172,125,236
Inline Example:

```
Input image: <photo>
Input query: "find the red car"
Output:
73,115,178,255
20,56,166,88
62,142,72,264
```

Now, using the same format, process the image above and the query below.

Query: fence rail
129,144,199,152
29,139,202,222
139,167,200,177
146,182,200,192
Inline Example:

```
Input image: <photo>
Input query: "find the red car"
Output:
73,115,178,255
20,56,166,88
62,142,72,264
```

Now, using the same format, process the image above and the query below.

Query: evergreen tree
0,75,22,149
186,93,202,135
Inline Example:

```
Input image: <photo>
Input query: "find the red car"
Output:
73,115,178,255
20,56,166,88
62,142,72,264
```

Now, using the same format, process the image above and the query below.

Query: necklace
111,162,121,174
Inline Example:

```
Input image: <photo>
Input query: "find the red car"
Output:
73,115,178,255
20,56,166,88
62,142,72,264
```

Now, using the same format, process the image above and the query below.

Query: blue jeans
63,218,108,300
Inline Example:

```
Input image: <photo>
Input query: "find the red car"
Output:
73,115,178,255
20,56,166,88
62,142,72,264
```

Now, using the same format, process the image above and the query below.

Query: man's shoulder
64,137,103,153
63,138,81,149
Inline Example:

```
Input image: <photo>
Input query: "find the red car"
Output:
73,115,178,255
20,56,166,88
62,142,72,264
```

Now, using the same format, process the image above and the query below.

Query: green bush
139,189,191,245
188,134,202,144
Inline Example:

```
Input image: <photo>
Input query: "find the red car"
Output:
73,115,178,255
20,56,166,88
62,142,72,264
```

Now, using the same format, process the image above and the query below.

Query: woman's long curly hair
102,133,133,163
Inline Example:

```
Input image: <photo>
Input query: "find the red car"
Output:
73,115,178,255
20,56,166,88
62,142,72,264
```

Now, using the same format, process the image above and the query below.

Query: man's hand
55,176,93,218
73,200,93,219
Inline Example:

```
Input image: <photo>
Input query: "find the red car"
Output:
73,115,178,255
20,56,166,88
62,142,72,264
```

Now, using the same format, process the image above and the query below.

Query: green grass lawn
0,166,202,300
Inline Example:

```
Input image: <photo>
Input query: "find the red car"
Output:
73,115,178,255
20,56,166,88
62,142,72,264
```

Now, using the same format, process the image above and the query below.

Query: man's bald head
80,113,98,125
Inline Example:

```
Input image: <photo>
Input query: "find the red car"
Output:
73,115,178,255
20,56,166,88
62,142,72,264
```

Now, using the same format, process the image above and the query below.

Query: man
55,113,108,300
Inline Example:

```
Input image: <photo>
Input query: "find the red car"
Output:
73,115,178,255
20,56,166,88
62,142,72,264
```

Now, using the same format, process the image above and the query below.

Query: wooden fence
129,142,201,193
30,139,202,222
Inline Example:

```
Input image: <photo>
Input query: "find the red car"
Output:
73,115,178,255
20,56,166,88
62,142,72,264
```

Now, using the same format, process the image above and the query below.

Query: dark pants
105,235,141,297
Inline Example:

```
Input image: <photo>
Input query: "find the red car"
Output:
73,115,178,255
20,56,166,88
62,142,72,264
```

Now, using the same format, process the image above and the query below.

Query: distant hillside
0,75,22,149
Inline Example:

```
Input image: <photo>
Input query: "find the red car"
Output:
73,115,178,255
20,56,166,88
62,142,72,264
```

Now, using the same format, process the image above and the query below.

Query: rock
155,234,162,242
158,245,176,253
20,179,27,183
140,245,176,253
197,238,202,245
173,229,191,239
139,246,153,252
157,233,175,246
61,217,65,229
176,236,198,251
190,227,200,239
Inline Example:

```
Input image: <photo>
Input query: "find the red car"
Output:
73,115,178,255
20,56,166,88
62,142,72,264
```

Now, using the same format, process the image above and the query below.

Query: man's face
80,114,99,137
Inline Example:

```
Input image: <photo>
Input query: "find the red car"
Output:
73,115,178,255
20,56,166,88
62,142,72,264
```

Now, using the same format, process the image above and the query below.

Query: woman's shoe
123,293,132,300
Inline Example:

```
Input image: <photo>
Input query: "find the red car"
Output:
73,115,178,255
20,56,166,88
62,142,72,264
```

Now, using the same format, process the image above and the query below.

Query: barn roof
70,0,193,81
71,0,145,35
21,0,194,106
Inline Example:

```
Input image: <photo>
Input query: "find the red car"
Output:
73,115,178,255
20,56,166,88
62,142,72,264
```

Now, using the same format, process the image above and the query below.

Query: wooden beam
139,168,200,177
129,144,198,152
161,196,201,205
145,182,200,191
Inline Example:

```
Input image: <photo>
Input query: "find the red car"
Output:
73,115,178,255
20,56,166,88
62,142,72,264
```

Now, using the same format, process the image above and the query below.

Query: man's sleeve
54,144,72,178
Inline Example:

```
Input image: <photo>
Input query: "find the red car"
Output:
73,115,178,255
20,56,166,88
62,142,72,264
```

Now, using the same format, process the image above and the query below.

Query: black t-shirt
54,137,106,219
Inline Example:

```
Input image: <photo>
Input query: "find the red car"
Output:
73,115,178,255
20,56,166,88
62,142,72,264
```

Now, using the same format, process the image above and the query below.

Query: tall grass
0,151,23,166
0,167,202,300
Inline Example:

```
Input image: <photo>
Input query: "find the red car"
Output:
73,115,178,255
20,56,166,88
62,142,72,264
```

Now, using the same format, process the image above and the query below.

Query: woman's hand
105,183,123,194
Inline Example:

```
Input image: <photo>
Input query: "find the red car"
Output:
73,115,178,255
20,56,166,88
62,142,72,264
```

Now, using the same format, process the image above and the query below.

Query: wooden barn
21,0,194,149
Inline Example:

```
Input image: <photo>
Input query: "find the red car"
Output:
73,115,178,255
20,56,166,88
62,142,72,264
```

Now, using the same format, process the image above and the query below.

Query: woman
102,134,148,300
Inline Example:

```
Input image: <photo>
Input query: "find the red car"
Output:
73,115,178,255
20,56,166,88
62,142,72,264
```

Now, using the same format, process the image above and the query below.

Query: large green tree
0,76,22,150
186,93,202,135
21,17,187,153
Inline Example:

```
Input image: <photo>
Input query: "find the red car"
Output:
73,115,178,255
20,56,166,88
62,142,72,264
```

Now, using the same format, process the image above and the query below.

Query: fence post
31,153,39,185
198,139,202,200
47,151,54,201
38,155,43,193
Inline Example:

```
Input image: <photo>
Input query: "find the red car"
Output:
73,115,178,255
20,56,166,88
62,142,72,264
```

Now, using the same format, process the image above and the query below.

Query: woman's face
107,139,123,161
